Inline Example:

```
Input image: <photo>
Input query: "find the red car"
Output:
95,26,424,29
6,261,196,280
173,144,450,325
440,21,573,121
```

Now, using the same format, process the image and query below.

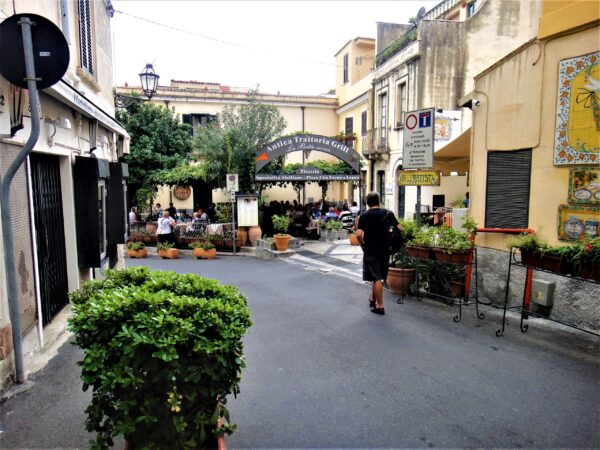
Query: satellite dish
0,13,69,89
416,6,427,20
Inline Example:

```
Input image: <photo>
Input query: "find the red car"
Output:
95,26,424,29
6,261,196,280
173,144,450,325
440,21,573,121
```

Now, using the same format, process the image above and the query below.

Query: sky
112,1,439,96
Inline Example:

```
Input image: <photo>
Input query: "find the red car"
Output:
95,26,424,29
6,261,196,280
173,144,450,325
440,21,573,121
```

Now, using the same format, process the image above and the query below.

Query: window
377,171,385,206
182,114,217,137
380,93,387,146
361,110,367,135
343,53,349,84
485,149,532,228
345,117,354,148
78,0,93,74
396,82,407,128
467,1,477,17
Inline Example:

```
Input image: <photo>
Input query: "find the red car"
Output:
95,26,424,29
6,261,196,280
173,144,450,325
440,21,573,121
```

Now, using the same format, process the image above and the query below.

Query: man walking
356,191,400,315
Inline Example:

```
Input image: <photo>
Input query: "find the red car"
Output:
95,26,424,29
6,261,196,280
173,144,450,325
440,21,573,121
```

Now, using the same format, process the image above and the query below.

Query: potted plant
68,267,252,448
349,231,360,246
322,219,346,241
406,226,435,259
574,238,599,281
433,226,473,264
387,247,415,295
190,241,217,259
272,214,291,251
127,242,147,259
157,241,179,259
507,234,563,272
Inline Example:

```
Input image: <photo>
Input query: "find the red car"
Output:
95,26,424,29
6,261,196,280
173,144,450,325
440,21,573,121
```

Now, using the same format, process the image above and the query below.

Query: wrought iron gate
30,153,69,326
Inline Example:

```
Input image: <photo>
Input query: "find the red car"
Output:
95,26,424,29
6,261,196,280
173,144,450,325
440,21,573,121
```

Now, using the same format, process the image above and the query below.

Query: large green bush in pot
68,267,252,449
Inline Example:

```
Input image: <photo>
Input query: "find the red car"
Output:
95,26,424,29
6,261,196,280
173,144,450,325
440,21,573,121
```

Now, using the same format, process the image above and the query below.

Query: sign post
403,108,435,227
226,174,239,255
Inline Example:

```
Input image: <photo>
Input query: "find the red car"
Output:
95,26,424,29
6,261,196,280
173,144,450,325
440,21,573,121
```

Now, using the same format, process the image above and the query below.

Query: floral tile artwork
554,52,600,166
558,204,599,242
568,167,600,205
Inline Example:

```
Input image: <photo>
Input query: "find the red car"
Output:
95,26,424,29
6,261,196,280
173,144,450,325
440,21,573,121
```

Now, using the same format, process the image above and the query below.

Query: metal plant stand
398,248,486,323
497,248,600,337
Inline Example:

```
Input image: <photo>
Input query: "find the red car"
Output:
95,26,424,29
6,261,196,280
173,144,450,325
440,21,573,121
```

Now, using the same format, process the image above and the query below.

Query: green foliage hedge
69,267,252,449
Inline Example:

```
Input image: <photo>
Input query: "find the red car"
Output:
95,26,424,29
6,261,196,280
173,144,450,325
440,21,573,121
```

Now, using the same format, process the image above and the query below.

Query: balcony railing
375,26,418,67
362,128,390,157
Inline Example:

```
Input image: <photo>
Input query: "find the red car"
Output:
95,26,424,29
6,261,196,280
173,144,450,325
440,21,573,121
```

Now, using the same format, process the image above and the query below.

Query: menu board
237,196,258,227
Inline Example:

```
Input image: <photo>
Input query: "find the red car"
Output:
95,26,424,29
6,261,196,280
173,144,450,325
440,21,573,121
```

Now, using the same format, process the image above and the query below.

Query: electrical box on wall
531,279,555,307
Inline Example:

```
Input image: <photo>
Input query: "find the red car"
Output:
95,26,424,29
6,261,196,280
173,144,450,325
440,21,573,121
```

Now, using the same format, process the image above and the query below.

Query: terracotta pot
237,227,248,247
145,223,156,234
449,281,464,299
159,248,179,259
349,233,360,246
406,245,433,260
386,267,415,295
274,234,290,251
433,248,472,265
127,248,148,259
193,247,217,259
248,225,262,247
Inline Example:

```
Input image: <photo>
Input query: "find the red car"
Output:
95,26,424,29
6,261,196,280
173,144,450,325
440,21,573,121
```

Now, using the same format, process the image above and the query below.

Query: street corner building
0,0,130,388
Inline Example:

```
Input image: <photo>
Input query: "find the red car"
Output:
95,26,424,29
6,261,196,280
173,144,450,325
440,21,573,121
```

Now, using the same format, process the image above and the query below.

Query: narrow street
1,252,598,448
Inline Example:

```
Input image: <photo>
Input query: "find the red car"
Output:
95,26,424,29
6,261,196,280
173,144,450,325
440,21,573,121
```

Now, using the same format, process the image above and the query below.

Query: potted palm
272,214,291,251
157,241,179,259
127,242,147,259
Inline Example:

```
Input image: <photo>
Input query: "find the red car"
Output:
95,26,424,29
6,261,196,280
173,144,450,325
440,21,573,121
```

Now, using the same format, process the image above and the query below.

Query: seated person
324,207,339,222
350,201,360,214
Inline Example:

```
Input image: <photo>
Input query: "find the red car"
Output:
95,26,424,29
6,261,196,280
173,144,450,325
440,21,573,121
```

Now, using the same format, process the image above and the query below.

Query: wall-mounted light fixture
115,63,160,108
45,117,72,145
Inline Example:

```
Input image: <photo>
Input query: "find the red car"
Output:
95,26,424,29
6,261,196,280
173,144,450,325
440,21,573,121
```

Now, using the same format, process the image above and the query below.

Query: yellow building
116,80,344,210
468,0,599,330
334,37,375,205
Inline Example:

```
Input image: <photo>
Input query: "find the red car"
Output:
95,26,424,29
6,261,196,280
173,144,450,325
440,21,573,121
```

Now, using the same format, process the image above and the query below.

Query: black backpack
386,210,404,254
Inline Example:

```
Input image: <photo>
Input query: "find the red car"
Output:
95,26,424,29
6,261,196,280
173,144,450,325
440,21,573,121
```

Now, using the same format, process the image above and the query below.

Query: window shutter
78,0,93,74
485,149,532,229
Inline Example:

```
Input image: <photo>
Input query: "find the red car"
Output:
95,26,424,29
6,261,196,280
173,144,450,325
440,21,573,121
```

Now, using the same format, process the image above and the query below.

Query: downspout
301,106,305,204
0,17,41,384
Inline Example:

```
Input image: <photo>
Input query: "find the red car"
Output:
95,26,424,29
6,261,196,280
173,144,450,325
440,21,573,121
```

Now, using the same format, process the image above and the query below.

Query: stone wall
475,247,600,332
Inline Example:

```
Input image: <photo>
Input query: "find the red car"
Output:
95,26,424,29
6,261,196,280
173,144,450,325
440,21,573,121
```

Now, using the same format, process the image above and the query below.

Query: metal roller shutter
485,149,532,229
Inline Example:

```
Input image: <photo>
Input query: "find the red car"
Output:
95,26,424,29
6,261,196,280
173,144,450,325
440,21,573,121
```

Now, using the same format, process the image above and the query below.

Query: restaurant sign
255,134,360,173
255,173,360,182
397,170,441,186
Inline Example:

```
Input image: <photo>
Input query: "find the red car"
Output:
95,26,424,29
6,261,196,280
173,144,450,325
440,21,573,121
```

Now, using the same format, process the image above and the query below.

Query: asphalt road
1,253,598,448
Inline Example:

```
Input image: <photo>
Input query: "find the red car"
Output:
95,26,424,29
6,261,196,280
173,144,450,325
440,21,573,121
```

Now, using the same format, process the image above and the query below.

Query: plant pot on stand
386,267,415,295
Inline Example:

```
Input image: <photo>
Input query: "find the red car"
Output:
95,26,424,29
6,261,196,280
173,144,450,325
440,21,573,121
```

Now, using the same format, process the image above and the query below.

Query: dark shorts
157,233,174,245
363,252,390,282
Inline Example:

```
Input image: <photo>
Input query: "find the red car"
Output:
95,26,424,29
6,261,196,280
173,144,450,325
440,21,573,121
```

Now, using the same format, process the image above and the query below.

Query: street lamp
115,63,160,109
138,63,159,99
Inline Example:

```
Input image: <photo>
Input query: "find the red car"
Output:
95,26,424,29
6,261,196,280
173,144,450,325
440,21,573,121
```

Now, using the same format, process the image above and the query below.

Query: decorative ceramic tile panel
568,167,600,205
554,52,600,165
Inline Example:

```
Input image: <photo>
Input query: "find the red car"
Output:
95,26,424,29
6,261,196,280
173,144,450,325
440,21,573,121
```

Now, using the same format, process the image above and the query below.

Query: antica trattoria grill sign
255,134,360,174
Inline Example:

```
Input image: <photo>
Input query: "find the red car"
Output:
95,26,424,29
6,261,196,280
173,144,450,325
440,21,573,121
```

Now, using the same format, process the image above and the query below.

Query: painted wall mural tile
558,204,599,241
554,52,600,165
569,167,600,205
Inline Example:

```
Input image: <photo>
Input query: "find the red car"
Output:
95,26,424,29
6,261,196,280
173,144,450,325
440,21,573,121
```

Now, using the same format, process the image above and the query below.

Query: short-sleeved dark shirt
358,207,398,256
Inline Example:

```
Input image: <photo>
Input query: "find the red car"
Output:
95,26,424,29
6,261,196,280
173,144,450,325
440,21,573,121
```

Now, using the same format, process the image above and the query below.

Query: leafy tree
193,93,287,193
117,101,193,207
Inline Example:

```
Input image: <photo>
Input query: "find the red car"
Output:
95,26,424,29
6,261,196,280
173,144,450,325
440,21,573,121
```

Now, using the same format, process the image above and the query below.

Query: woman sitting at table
324,207,339,222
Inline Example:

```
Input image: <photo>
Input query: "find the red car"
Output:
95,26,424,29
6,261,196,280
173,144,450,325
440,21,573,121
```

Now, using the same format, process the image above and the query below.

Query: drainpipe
0,17,41,384
301,106,306,204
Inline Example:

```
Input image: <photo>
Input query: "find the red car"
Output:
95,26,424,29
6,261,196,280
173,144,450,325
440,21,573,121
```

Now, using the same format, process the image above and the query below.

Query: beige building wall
470,25,599,250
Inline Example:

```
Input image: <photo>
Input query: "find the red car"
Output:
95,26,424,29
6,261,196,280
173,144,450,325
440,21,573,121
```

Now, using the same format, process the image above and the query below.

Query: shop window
485,149,532,229
78,0,94,75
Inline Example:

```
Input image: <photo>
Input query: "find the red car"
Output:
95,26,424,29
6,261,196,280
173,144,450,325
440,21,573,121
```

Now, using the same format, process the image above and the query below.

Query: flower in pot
387,247,415,295
190,241,217,259
272,214,291,251
406,226,435,259
68,267,252,448
157,241,179,259
127,241,147,259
